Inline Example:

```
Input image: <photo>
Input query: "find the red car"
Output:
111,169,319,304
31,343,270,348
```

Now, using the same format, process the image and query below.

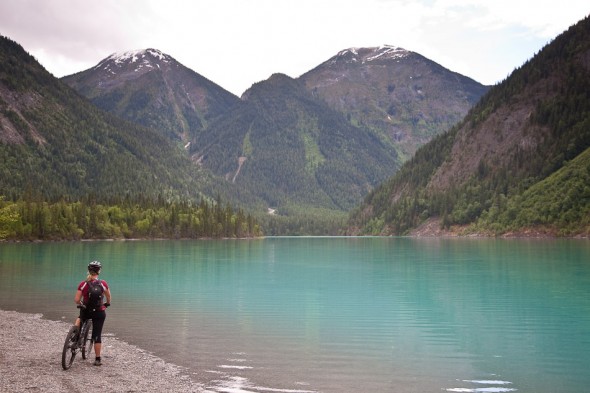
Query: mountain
189,73,399,212
0,36,217,202
62,49,240,145
299,45,489,160
62,46,488,218
347,16,590,237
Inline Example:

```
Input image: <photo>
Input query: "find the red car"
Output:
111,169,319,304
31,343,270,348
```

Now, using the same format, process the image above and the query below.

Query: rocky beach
0,309,204,392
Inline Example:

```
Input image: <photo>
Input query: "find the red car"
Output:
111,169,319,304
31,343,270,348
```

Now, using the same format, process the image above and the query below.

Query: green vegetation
0,36,265,239
0,195,261,241
348,126,456,234
60,44,489,235
301,130,325,174
191,74,399,212
5,21,589,238
242,126,253,157
348,16,590,237
299,49,489,161
0,35,212,202
61,50,240,145
473,147,590,236
257,206,347,236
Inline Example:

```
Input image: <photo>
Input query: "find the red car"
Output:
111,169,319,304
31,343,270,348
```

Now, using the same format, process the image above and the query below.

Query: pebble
0,309,206,392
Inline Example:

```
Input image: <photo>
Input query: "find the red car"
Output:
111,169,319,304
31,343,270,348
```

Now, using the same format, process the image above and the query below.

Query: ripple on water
446,379,516,393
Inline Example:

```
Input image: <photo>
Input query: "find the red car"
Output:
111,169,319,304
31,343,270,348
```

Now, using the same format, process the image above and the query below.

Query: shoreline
0,309,204,392
1,232,588,244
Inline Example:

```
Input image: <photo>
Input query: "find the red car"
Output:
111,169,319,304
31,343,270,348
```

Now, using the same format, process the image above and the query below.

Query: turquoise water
1,238,589,392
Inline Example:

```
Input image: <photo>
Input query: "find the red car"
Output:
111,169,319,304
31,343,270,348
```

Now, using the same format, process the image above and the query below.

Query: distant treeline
348,16,590,237
257,206,348,236
0,195,262,241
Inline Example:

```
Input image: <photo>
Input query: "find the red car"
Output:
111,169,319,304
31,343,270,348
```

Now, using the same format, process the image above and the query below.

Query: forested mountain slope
347,16,590,237
190,73,399,213
62,49,240,145
0,36,214,202
62,45,488,219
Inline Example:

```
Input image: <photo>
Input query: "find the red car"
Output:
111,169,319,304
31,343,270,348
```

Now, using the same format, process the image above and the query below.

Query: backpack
86,279,104,311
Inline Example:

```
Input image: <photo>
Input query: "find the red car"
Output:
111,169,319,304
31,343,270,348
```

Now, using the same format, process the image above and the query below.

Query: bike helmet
88,260,102,273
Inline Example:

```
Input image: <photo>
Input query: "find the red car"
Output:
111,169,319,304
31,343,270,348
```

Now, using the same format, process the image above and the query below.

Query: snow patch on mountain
331,45,409,66
94,49,172,75
366,46,408,62
109,49,170,64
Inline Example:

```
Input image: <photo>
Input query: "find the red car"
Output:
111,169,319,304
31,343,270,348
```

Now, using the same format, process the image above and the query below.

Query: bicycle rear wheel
81,320,93,360
61,325,79,370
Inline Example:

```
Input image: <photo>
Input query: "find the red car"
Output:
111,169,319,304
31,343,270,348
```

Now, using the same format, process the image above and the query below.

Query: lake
1,237,589,392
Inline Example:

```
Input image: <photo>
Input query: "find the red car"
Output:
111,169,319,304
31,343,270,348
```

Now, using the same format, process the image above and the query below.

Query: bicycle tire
61,325,79,370
81,320,93,360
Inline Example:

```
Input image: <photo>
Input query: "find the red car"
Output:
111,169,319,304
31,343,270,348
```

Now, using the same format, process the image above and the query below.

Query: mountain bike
61,305,94,370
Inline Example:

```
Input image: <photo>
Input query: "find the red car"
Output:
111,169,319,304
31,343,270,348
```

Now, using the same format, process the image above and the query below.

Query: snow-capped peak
332,45,409,65
94,49,173,75
106,48,171,64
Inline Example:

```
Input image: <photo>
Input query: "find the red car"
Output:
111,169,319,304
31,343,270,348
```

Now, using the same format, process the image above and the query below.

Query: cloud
429,0,587,36
1,0,155,74
0,0,588,94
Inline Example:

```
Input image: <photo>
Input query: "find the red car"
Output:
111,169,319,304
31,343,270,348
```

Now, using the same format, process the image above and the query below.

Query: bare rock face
300,45,490,159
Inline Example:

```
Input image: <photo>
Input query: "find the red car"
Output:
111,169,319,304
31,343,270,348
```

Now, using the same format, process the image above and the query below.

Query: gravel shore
0,309,205,392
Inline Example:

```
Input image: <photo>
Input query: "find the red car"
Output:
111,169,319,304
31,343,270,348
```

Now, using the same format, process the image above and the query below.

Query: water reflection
1,238,589,393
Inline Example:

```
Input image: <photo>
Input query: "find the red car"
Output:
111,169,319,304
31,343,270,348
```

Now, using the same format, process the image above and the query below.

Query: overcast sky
0,0,587,96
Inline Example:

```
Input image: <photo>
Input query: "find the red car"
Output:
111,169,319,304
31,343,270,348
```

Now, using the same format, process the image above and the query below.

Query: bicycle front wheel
81,320,93,360
61,326,79,370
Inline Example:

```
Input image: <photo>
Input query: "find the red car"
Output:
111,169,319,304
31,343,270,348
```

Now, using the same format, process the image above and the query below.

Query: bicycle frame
61,308,94,370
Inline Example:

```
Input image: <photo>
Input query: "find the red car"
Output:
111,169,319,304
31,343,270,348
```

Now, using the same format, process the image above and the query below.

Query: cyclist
74,260,112,366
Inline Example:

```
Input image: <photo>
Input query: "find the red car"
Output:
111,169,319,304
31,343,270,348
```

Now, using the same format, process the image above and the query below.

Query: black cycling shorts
80,309,106,343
